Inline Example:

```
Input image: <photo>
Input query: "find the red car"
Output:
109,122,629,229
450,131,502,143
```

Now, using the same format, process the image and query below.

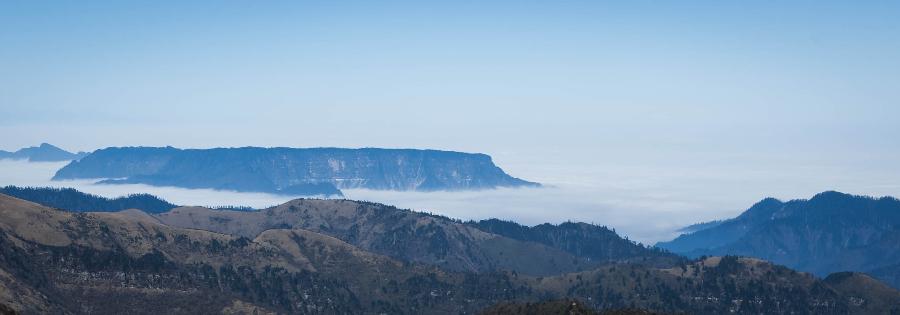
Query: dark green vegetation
1,192,897,314
0,143,86,162
479,299,601,315
0,186,177,213
658,191,900,289
480,299,664,315
470,219,673,265
51,146,539,196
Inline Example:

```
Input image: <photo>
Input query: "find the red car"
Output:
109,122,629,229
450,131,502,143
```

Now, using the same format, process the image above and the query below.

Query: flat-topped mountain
0,143,87,162
657,191,900,288
1,192,897,314
52,146,539,196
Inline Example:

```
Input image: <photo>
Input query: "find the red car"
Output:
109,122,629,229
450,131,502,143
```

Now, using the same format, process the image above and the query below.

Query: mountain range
0,143,87,162
657,191,900,289
51,146,539,196
0,190,897,314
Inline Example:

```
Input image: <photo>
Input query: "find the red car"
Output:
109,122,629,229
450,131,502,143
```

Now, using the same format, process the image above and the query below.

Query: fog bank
1,158,898,244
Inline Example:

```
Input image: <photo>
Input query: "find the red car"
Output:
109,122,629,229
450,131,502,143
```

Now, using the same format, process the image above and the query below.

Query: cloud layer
2,158,898,244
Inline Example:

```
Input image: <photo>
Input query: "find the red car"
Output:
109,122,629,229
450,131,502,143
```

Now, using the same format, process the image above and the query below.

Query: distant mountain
656,198,786,254
0,143,87,162
1,193,896,314
675,220,724,234
657,191,900,288
0,186,177,213
52,146,539,196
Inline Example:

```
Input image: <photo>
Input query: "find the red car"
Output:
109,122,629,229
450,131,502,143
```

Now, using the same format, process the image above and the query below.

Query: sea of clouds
2,158,897,244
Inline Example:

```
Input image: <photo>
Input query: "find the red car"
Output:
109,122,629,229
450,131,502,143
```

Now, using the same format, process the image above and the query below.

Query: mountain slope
0,143,86,162
548,256,898,314
0,193,529,314
156,200,600,276
480,299,607,315
470,219,674,266
0,185,673,275
52,146,539,196
0,193,897,314
657,191,900,288
0,186,177,213
656,198,784,253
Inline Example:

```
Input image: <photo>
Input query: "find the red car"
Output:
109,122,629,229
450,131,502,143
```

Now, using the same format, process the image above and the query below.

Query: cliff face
52,146,539,195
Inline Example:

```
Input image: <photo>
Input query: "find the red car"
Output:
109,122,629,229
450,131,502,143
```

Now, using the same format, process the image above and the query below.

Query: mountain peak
809,190,855,201
734,196,784,221
755,197,783,207
0,143,84,162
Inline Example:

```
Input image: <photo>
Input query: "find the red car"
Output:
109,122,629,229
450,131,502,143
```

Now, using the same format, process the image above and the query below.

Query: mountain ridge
1,192,897,314
0,186,178,213
657,191,900,289
152,199,678,276
0,143,87,162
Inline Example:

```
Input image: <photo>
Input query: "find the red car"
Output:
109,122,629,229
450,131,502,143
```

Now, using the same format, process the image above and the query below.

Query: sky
1,1,900,243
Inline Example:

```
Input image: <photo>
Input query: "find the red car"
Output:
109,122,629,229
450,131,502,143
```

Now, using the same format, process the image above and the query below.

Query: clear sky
2,1,899,241
3,1,898,151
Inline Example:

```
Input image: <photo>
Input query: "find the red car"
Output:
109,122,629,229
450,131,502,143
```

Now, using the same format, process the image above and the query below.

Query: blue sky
1,2,900,239
3,2,898,146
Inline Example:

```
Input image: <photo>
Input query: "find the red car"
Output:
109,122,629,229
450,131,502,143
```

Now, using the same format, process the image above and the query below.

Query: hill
0,143,87,162
0,186,177,213
657,191,900,288
153,199,679,276
52,146,539,196
469,219,673,266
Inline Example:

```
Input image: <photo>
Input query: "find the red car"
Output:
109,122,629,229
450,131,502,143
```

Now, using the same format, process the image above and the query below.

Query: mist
4,157,897,244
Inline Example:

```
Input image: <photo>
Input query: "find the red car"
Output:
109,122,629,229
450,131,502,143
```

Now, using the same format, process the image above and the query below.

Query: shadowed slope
658,191,900,288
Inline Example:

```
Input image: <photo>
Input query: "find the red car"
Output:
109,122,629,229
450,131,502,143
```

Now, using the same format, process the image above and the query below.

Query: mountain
0,193,897,314
675,220,724,234
0,193,531,314
152,200,679,276
0,186,177,213
469,219,674,266
0,143,87,162
51,146,539,196
657,191,900,288
0,185,676,274
656,198,785,254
